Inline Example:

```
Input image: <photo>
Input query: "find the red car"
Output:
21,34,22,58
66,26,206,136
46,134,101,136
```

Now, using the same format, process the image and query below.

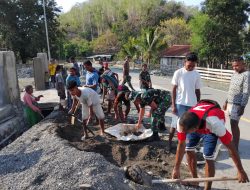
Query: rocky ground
0,109,202,190
16,64,34,78
16,64,34,92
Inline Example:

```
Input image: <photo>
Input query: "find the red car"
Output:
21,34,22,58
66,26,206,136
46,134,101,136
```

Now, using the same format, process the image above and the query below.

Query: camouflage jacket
139,71,151,89
140,89,164,108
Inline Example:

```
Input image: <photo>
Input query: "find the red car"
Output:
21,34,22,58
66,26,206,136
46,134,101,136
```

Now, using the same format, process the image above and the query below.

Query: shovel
77,118,95,136
69,101,95,136
125,165,238,186
70,101,80,125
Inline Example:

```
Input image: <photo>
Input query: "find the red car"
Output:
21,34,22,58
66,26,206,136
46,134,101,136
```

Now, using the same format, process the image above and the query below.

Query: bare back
123,60,130,77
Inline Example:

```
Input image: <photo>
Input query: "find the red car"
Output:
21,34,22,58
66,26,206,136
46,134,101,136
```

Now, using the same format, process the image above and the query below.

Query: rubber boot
147,132,160,142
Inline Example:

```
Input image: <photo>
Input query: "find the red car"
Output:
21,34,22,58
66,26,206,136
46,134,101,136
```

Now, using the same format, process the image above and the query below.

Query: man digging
172,100,249,190
67,81,105,139
127,89,171,141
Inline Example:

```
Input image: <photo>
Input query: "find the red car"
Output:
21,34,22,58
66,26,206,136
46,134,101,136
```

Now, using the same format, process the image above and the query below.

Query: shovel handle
73,100,80,114
70,100,80,125
152,176,238,184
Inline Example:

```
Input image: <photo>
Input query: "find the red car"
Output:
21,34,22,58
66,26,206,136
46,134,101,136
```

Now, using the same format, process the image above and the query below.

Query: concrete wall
33,57,45,90
0,51,26,146
0,53,9,106
37,53,48,72
34,53,49,91
0,51,20,105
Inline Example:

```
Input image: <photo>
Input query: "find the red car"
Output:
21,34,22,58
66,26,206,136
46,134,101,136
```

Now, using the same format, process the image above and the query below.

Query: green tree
120,37,139,58
159,18,191,46
138,28,165,67
91,30,120,53
189,13,219,66
59,0,198,52
0,0,62,63
62,38,92,59
201,0,250,68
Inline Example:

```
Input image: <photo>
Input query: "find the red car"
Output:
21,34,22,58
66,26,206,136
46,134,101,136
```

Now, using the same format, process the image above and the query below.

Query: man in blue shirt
66,67,81,108
83,60,99,92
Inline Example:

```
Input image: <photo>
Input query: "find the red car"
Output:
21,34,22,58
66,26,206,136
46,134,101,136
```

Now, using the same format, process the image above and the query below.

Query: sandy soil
56,108,190,180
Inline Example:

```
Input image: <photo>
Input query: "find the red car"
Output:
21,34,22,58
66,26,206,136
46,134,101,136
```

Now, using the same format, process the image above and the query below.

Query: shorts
176,104,192,118
123,75,131,82
116,93,130,107
227,103,241,121
82,104,105,120
170,115,178,129
107,89,115,100
186,132,218,160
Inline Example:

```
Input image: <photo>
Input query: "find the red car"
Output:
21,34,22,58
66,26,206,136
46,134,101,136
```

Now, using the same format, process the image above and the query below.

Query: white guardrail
196,66,234,83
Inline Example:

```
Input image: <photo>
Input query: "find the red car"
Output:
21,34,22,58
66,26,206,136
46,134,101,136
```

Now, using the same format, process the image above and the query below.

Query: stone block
37,53,48,72
33,57,45,90
0,51,20,106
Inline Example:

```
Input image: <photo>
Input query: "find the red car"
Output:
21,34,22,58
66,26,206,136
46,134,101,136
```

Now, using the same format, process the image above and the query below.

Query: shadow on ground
0,149,43,175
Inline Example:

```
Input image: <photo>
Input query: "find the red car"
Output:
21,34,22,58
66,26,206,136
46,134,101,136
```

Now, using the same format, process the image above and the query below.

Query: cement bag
105,123,153,141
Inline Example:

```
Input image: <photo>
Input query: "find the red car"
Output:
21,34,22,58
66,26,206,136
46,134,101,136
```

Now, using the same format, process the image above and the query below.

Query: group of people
169,54,250,189
22,53,250,189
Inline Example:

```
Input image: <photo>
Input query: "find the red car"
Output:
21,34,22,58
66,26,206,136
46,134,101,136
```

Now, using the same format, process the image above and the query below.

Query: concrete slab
20,89,59,104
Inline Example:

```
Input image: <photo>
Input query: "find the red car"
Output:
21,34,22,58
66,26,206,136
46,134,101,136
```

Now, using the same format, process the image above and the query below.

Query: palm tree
138,27,164,68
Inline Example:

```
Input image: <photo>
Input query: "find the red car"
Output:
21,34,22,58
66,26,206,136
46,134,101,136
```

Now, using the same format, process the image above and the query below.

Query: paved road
112,66,250,190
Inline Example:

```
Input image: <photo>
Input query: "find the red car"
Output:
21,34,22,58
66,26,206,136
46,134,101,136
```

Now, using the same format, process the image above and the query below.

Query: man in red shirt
172,101,249,190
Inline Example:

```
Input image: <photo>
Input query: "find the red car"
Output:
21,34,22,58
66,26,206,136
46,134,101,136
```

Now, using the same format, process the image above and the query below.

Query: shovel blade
71,116,76,125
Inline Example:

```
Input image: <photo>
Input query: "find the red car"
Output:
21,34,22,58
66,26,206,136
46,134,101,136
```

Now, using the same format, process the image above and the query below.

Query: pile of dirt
0,109,201,190
56,112,190,180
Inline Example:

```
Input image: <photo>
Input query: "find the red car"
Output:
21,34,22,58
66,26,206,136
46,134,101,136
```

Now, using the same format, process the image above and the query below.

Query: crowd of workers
22,53,250,189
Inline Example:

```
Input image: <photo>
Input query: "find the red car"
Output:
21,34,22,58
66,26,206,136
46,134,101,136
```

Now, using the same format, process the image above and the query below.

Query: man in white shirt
169,52,201,150
67,81,105,138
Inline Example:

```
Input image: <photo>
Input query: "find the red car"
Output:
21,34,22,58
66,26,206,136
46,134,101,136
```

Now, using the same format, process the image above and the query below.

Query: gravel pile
0,110,200,190
16,65,34,78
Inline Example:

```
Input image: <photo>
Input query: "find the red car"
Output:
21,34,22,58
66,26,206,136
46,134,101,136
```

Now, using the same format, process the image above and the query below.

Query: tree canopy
0,0,62,63
0,0,249,67
190,0,250,67
58,0,196,66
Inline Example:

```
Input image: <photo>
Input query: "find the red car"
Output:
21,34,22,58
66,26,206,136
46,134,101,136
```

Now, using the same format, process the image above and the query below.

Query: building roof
161,45,191,58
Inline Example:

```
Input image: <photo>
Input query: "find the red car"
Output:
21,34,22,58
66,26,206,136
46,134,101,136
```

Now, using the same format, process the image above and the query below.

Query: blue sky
56,0,203,13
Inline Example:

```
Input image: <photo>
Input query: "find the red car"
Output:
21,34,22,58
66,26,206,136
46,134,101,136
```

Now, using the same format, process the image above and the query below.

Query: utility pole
42,0,51,61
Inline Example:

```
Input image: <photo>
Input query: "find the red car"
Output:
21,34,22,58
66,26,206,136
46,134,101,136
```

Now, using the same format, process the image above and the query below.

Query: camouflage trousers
150,91,172,132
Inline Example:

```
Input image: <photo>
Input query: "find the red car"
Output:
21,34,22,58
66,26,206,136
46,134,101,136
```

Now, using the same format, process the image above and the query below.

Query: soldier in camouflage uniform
128,89,172,141
139,64,152,91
